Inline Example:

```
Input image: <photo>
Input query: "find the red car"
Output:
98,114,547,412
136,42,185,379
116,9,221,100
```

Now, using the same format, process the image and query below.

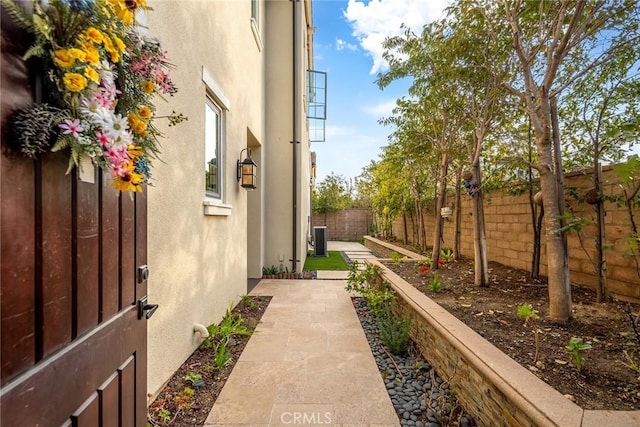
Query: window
250,0,262,51
251,0,259,25
205,97,222,198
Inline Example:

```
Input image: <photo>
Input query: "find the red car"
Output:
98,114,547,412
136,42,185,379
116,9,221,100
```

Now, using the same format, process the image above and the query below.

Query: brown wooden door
0,13,150,425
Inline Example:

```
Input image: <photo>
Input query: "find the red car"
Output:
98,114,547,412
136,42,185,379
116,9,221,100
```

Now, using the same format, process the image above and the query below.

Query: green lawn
303,251,349,271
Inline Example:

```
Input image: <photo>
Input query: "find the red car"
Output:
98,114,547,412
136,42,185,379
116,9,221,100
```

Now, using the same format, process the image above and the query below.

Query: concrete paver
316,270,349,280
204,278,399,427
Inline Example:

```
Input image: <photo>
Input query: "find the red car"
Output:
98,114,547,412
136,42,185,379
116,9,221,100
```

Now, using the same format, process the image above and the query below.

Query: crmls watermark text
280,411,332,425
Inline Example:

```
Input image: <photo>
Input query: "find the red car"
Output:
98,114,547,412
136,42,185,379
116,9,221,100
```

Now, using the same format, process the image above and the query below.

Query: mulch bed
147,296,271,426
382,255,640,410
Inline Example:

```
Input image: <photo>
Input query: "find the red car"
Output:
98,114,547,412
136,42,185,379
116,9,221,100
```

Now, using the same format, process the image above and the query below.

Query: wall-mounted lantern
237,148,257,189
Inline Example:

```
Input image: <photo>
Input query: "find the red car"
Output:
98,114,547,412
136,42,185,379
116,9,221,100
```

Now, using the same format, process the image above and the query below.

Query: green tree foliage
312,172,354,214
356,0,639,322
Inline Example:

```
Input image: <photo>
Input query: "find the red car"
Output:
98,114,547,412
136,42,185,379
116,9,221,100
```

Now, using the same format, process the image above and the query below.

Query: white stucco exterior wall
264,0,314,272
145,0,265,397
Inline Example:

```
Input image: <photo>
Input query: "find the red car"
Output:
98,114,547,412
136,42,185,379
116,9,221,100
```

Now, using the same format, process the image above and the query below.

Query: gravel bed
353,298,476,427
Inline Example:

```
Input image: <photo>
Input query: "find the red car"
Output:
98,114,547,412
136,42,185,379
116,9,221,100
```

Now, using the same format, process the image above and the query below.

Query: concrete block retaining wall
390,166,640,302
365,239,640,426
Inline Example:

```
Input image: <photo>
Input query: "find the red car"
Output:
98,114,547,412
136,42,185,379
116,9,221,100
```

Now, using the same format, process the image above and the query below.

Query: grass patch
303,251,349,271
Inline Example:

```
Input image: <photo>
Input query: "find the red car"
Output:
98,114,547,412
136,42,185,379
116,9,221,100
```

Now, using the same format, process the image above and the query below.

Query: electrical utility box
313,226,328,257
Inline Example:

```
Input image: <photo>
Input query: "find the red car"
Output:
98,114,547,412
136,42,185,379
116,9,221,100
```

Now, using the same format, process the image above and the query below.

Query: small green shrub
346,261,382,293
440,248,453,262
346,261,395,318
517,303,539,324
364,285,396,318
418,257,433,267
428,274,443,292
184,373,202,385
158,409,171,421
213,341,232,369
390,251,408,266
517,303,541,362
566,337,592,372
377,309,410,355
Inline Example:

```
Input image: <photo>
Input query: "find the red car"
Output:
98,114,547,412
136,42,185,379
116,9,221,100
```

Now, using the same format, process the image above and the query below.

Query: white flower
111,129,134,150
98,60,115,85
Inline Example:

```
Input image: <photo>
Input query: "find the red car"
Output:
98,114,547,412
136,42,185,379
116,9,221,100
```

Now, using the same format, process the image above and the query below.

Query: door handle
138,296,159,319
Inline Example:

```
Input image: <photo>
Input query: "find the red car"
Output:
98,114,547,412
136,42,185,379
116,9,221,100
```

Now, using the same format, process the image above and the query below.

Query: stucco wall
264,0,313,273
146,0,265,397
392,166,640,301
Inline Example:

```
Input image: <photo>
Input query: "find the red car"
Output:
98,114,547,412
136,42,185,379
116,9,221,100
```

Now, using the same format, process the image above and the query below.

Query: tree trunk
536,97,572,323
528,116,542,279
594,162,607,301
431,153,449,269
402,211,408,245
470,129,489,286
454,168,462,260
471,167,489,286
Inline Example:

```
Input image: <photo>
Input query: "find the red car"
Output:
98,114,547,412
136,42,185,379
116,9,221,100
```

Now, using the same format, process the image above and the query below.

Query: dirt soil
382,255,640,411
147,296,271,426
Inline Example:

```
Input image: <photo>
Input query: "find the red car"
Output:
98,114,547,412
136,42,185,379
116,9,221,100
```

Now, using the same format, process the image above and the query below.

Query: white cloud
336,38,358,51
363,99,397,118
344,0,448,74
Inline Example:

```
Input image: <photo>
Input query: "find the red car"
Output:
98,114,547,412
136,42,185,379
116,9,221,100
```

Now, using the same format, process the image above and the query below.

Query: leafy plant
566,337,592,373
346,260,381,292
184,373,202,385
262,265,279,275
390,251,407,266
517,303,541,363
218,312,250,342
213,341,232,369
418,257,433,267
440,248,454,262
346,261,395,318
376,309,410,355
517,303,539,324
158,409,171,421
239,294,257,310
428,274,443,292
365,285,396,318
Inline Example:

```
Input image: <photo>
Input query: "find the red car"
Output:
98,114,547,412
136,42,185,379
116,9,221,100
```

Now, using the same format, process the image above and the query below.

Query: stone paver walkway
205,241,399,426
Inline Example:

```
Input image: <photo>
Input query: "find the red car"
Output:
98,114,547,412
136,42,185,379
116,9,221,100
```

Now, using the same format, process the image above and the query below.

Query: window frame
204,96,223,199
250,0,263,51
201,66,231,216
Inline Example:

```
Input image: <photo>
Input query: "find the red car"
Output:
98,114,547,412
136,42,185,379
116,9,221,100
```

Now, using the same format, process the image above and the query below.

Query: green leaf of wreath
0,0,34,32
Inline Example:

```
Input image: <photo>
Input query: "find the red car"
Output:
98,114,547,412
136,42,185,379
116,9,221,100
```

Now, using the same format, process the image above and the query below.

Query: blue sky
310,0,448,183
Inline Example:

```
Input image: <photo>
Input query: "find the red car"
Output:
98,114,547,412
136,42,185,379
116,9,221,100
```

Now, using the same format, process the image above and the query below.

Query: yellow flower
84,27,104,44
84,45,101,65
63,73,88,92
112,167,144,193
109,49,120,63
113,36,126,52
127,114,147,135
68,48,87,62
127,145,144,157
109,1,135,26
138,106,152,120
53,49,75,68
84,67,100,83
142,81,155,94
103,36,115,53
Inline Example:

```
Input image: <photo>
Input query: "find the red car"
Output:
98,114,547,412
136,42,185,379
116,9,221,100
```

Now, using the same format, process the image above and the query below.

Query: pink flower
95,130,110,146
59,118,84,138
